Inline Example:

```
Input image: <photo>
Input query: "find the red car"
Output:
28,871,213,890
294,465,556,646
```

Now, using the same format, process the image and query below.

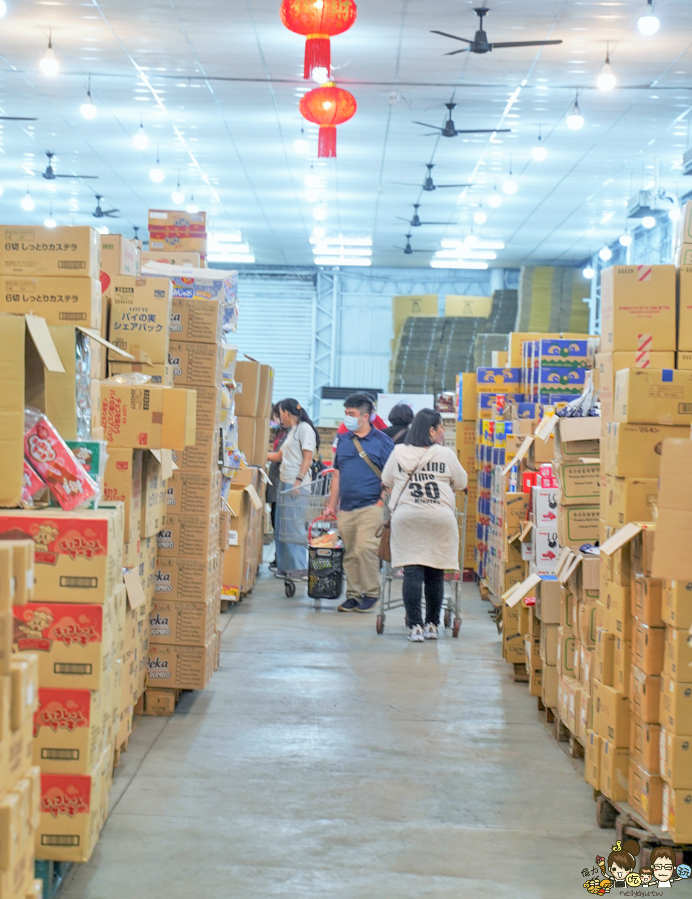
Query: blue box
539,339,591,368
476,367,522,393
539,367,588,388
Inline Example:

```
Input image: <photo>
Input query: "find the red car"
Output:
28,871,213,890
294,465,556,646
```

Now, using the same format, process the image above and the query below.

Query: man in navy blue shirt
325,394,394,612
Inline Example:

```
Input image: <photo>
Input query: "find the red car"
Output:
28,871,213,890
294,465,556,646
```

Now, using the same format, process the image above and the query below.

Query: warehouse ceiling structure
0,0,691,269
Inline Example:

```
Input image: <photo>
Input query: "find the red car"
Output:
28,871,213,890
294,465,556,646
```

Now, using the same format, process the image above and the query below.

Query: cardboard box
540,622,558,666
554,462,600,506
99,383,196,449
614,368,692,426
595,629,615,686
234,360,260,417
660,729,692,788
676,351,692,369
678,265,692,351
237,416,256,464
13,596,115,690
102,449,142,551
148,235,208,254
147,210,207,233
149,596,216,646
593,678,630,746
169,296,222,345
660,675,692,735
0,226,100,280
601,421,688,478
585,730,601,790
533,530,560,575
0,508,122,604
630,716,660,773
542,663,558,707
535,578,561,624
596,351,676,420
632,620,665,675
154,555,217,603
258,365,274,418
662,580,692,630
651,439,692,582
557,626,577,678
156,514,219,560
632,575,663,627
455,421,477,473
108,361,173,386
557,505,599,548
600,265,676,352
578,601,597,648
146,639,215,690
0,276,102,329
33,688,104,774
628,758,663,825
194,387,222,432
613,638,631,694
664,627,692,682
662,783,692,842
170,428,220,473
140,451,168,539
108,276,172,364
476,367,521,393
100,235,137,282
600,475,658,529
166,470,220,516
600,738,629,801
456,372,477,421
141,251,201,268
553,416,600,461
168,341,222,388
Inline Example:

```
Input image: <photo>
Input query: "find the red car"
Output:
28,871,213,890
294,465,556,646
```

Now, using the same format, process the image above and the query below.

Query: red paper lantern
281,0,357,81
299,83,356,158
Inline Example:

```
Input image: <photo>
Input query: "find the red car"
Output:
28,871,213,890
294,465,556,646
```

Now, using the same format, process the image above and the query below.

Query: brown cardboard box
0,277,102,328
593,678,630,746
170,428,220,473
660,729,692,788
662,784,692,843
234,360,260,417
147,210,207,232
149,596,216,646
600,475,658,529
166,470,220,516
601,422,688,478
662,580,692,629
613,638,631,695
258,365,274,418
678,265,692,351
633,620,665,675
154,555,217,602
600,265,676,352
664,627,692,682
595,351,676,420
108,276,172,364
632,575,663,627
676,351,692,369
585,730,601,790
651,439,692,582
455,421,476,472
631,526,657,578
253,418,270,467
99,383,196,449
100,235,137,281
141,250,201,268
578,600,597,648
33,687,104,774
103,449,142,550
600,578,631,638
628,758,663,825
12,595,116,690
146,639,215,690
630,667,662,724
660,675,692,736
614,368,692,426
554,462,600,506
0,507,123,604
630,716,660,773
108,361,173,386
536,579,561,624
169,296,222,345
0,226,101,280
542,663,558,707
556,626,577,678
237,416,256,463
595,628,615,686
539,622,558,666
553,416,600,461
141,451,168,539
168,341,223,388
557,505,599,548
600,738,629,801
156,514,219,560
3,541,34,605
194,387,222,432
148,235,208,254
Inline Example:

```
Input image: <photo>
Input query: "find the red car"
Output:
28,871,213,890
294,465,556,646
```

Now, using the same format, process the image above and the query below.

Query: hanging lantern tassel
300,84,357,159
305,34,330,80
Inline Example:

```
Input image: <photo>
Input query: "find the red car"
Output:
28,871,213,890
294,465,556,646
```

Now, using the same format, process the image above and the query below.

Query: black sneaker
355,597,378,613
338,597,361,612
268,560,277,571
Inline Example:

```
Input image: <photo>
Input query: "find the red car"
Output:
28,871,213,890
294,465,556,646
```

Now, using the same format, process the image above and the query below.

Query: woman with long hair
381,408,467,642
382,403,414,445
266,404,288,571
267,398,320,577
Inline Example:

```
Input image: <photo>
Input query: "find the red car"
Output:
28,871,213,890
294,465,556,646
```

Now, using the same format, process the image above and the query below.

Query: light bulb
44,216,56,229
0,186,4,197
21,192,34,211
294,137,309,155
313,205,327,221
531,144,547,162
488,192,502,209
312,66,329,84
186,197,198,214
642,215,656,229
40,46,58,77
619,234,633,247
597,53,616,92
599,246,612,261
133,123,149,150
171,189,184,204
669,207,681,222
80,88,97,120
305,189,319,202
304,173,320,189
567,98,584,131
473,210,488,225
0,2,7,17
638,1,660,35
314,0,324,8
583,266,595,280
502,178,518,195
150,167,164,183
312,226,325,239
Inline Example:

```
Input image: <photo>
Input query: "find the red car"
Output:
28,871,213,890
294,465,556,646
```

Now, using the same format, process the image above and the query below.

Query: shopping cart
307,517,344,600
375,490,468,637
276,470,334,598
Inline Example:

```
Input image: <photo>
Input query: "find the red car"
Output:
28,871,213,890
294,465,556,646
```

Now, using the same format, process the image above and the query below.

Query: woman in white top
382,409,468,642
267,398,318,576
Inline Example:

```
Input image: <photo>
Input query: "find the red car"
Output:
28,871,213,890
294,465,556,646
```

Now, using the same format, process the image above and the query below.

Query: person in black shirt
382,403,414,445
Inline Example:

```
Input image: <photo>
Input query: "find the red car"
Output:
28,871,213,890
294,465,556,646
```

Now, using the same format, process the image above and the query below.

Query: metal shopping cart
375,490,468,637
276,470,334,598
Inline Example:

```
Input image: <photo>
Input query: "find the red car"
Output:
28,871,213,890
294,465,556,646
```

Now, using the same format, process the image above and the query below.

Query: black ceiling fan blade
445,48,471,56
54,174,99,179
454,128,511,134
413,121,443,131
490,40,563,49
0,116,38,121
435,183,473,188
390,181,426,187
431,30,473,43
396,217,414,222
419,221,452,226
104,210,120,217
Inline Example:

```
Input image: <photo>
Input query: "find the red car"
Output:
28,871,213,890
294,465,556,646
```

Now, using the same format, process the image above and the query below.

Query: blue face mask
343,415,360,432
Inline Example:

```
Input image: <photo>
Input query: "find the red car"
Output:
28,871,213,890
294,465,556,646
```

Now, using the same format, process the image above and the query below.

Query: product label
35,688,91,734
0,514,108,565
13,603,104,652
41,773,91,817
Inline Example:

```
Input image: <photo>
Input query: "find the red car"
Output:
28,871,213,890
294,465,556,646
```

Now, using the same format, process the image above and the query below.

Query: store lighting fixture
619,233,633,247
313,205,327,221
186,195,198,214
44,209,56,229
583,266,595,279
305,189,320,202
597,45,616,92
638,0,660,35
312,245,372,256
304,172,321,189
440,238,505,251
642,215,656,229
436,249,497,261
171,173,184,205
80,78,97,119
567,95,584,131
40,31,59,77
599,246,612,261
313,257,371,266
20,190,34,212
502,159,517,195
294,128,309,155
0,2,7,18
473,209,488,225
150,147,164,183
531,127,547,162
133,120,149,150
312,226,325,240
488,188,502,209
669,206,681,222
430,259,489,270
310,235,372,246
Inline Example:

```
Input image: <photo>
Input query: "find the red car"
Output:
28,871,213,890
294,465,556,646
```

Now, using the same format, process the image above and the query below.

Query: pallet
536,697,585,760
595,797,692,862
140,688,183,717
220,598,240,612
512,662,529,683
35,860,73,899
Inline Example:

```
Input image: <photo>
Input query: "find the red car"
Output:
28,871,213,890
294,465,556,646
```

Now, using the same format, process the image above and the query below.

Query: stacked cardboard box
147,210,208,267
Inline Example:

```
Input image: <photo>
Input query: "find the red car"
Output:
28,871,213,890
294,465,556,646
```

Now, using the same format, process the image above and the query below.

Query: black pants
402,565,444,629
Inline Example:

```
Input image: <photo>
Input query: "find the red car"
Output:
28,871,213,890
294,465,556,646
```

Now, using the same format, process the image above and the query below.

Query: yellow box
99,383,196,449
600,738,629,801
601,422,689,478
108,276,172,364
0,226,100,279
593,678,630,746
444,295,492,318
600,475,658,530
662,580,692,630
585,730,601,790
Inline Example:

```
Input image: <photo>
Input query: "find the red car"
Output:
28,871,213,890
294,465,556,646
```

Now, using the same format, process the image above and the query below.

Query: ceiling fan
38,152,99,181
432,6,563,56
0,115,37,121
93,196,119,219
394,163,472,192
414,103,510,138
397,204,451,228
394,234,432,255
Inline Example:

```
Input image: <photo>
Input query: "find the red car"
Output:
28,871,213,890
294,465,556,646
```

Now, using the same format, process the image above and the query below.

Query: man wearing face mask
325,394,394,612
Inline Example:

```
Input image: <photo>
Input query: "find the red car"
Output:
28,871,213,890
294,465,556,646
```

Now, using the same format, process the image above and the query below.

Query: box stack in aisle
147,210,208,267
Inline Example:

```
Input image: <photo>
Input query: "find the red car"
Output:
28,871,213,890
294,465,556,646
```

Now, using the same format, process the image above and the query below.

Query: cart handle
308,515,337,544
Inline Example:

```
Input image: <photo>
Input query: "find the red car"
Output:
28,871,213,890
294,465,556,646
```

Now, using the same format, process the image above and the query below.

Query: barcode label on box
53,663,93,675
42,835,80,846
58,312,87,321
59,577,98,588
58,261,86,269
41,748,79,760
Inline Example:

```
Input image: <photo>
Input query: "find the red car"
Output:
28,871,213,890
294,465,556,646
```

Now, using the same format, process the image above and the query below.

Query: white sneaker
408,625,424,643
424,623,438,640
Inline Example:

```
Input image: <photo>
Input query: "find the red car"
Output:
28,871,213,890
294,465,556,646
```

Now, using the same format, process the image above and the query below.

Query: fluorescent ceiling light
313,257,371,266
435,249,497,261
313,245,372,256
440,239,505,250
430,260,488,270
211,232,243,243
309,235,372,246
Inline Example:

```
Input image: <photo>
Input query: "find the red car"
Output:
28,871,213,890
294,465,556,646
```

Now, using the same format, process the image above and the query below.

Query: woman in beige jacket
381,409,468,642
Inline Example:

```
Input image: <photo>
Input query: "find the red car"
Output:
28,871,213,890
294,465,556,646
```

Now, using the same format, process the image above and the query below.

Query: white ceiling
1,0,692,268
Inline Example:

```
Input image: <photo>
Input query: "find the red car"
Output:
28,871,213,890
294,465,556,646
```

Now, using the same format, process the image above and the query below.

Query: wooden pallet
595,797,692,861
512,662,529,683
536,697,585,759
140,688,182,717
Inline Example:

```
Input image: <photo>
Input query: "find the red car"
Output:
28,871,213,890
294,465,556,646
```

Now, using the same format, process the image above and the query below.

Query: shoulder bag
352,436,382,478
375,445,435,562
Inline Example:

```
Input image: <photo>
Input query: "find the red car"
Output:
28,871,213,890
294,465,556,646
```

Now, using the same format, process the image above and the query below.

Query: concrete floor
63,571,614,899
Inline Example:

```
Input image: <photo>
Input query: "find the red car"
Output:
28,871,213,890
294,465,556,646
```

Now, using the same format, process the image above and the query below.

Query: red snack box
24,417,97,512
